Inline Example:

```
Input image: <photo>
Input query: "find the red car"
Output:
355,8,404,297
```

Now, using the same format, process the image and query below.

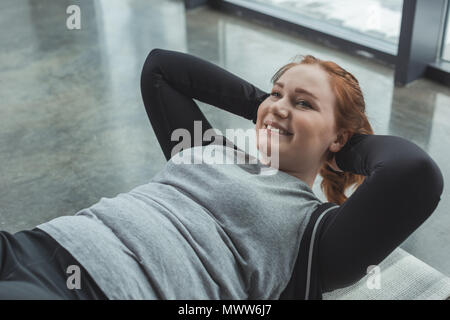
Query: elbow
141,48,166,81
403,155,444,220
140,48,167,100
412,156,444,201
390,136,445,208
145,48,165,67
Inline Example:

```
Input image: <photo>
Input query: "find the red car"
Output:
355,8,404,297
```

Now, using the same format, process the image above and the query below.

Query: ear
329,129,351,153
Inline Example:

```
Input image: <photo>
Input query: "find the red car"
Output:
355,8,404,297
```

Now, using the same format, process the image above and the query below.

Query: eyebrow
273,81,319,101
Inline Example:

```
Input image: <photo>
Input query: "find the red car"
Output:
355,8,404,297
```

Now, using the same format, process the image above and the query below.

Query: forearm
142,48,270,124
335,133,443,200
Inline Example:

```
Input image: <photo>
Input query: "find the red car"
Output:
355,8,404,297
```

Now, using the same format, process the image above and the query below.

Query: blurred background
0,0,449,277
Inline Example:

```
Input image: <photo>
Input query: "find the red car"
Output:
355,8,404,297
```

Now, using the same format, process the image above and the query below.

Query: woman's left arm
317,133,444,293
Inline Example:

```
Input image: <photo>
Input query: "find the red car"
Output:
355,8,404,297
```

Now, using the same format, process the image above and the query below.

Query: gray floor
1,0,449,277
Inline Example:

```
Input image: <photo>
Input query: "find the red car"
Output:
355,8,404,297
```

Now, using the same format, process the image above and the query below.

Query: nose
270,100,289,119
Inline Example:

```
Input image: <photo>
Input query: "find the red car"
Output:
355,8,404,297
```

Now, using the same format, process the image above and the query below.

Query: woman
0,48,444,300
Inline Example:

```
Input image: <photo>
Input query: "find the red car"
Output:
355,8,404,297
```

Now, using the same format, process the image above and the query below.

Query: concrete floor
1,0,449,277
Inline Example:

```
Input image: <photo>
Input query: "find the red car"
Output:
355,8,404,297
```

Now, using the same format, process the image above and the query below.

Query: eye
296,100,313,109
270,91,280,98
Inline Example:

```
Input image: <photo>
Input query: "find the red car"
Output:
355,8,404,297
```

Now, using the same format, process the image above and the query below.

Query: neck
281,169,317,190
258,153,320,190
264,161,319,190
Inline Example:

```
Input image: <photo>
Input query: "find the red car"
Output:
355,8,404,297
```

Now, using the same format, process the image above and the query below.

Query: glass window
245,0,403,45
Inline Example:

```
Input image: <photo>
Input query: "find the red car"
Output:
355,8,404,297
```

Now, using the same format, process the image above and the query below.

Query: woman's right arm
318,133,444,292
140,48,270,161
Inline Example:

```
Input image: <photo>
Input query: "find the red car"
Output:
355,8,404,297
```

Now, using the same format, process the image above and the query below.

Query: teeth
265,124,289,135
267,125,280,132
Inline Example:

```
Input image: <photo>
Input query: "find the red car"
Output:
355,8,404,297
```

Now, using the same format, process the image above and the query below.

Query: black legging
140,48,444,294
0,228,107,299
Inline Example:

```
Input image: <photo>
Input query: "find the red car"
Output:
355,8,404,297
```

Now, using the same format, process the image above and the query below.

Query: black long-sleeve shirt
281,132,444,299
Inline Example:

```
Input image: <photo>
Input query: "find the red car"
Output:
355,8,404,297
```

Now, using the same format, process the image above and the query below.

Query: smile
264,124,294,136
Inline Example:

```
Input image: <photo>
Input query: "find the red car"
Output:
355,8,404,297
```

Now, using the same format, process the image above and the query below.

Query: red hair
270,55,374,205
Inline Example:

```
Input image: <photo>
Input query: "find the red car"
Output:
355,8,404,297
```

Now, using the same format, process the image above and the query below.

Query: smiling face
256,63,342,185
